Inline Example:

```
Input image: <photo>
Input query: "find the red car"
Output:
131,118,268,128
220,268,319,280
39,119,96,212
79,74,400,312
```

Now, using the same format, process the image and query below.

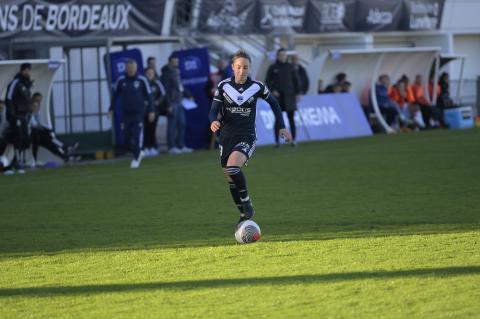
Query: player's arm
264,87,292,143
5,81,19,121
209,87,224,133
108,77,123,115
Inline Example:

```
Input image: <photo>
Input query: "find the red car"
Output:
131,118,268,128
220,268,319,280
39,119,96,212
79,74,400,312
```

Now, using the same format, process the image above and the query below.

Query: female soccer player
209,50,292,225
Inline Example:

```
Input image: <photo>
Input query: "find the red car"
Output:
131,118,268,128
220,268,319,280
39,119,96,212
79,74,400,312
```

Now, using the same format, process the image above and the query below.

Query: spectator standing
5,63,33,174
143,67,167,156
265,48,301,147
146,56,160,79
291,54,309,95
161,54,192,154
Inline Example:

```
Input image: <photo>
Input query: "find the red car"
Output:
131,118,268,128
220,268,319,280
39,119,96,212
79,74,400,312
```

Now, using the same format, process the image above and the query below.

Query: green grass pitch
1,128,479,318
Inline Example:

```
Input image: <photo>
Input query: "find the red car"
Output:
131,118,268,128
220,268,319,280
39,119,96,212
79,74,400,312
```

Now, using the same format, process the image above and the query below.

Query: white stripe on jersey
155,80,166,95
114,75,125,91
223,83,261,106
7,79,19,100
138,75,151,94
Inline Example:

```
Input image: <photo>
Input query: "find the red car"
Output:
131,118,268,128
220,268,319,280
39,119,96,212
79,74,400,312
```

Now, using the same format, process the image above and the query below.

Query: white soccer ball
235,220,261,244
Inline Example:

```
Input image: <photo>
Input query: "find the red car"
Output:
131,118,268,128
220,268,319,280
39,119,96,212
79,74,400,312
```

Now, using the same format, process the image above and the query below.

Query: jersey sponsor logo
226,106,252,117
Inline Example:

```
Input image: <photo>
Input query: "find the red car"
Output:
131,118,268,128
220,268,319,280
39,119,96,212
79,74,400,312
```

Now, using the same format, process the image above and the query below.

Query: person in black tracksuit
209,50,292,225
143,67,167,154
109,60,154,168
5,63,33,172
265,48,301,147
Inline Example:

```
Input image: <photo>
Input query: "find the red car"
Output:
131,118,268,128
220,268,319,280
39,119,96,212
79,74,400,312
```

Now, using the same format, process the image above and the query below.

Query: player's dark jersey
210,76,283,138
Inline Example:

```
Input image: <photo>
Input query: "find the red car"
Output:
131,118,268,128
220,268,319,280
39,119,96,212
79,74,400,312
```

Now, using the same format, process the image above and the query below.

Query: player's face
170,57,179,68
126,62,137,76
145,69,155,81
32,96,42,112
277,51,287,63
22,68,31,79
232,57,249,84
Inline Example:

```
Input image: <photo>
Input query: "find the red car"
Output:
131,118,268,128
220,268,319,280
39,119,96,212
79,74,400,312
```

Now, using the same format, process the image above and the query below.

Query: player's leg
130,119,144,168
224,140,256,223
143,113,151,151
151,113,159,151
219,139,244,216
167,107,177,153
287,110,296,145
176,106,186,150
41,129,67,160
31,128,40,161
17,117,29,172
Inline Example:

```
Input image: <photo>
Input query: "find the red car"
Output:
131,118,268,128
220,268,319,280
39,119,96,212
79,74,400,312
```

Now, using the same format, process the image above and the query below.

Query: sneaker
180,146,193,153
130,151,144,169
150,148,159,156
36,160,45,167
0,155,8,167
17,168,26,174
168,147,181,155
3,169,15,175
144,148,153,157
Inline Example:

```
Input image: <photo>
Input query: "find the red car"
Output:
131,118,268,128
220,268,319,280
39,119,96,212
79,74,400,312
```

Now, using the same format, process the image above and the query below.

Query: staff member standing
109,60,154,169
161,53,192,154
143,67,167,156
5,63,33,174
265,48,300,147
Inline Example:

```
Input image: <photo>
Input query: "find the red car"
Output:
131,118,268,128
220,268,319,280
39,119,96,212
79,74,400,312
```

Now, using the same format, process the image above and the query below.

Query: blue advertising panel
174,47,211,149
104,48,144,146
256,93,372,145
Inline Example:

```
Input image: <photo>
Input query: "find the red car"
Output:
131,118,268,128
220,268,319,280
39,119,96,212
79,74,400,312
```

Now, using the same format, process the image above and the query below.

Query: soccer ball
235,220,261,244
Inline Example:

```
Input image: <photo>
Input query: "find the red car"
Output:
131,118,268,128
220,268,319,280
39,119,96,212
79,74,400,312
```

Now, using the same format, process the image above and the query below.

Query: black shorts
219,135,256,167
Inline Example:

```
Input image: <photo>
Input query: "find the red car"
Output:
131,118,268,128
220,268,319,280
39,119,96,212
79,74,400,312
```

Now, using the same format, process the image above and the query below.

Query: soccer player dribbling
209,50,292,225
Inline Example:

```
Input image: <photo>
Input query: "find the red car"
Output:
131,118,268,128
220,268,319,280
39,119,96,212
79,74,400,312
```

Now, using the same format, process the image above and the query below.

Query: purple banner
255,93,372,145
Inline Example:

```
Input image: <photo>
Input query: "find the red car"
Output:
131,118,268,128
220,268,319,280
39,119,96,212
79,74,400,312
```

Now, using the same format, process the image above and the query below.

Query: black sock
228,181,243,213
225,166,249,202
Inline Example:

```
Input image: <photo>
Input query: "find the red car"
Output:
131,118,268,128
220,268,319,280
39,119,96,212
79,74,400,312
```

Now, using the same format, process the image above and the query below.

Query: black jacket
265,61,300,111
5,73,32,121
161,64,183,105
111,74,153,116
149,79,169,115
295,64,309,94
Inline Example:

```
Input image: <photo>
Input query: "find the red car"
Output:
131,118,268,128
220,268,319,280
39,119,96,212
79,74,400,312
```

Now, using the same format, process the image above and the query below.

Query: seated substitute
30,92,78,164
